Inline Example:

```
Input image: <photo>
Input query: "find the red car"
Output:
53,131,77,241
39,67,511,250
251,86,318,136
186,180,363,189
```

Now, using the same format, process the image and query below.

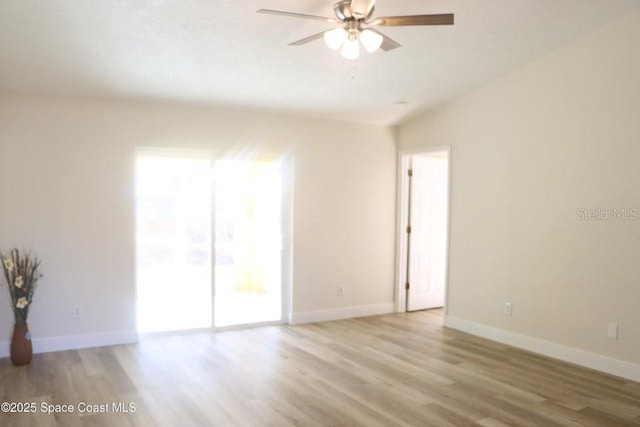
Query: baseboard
290,302,395,325
0,329,138,358
445,315,640,383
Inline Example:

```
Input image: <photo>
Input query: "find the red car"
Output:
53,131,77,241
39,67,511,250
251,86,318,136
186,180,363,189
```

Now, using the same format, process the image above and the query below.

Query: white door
406,154,448,311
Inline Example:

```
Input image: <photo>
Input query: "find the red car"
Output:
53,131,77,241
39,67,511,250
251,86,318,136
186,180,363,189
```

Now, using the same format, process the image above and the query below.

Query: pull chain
350,61,357,79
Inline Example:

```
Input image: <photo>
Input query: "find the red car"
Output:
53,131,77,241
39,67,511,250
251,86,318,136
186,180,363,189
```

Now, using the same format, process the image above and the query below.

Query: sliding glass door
135,152,285,333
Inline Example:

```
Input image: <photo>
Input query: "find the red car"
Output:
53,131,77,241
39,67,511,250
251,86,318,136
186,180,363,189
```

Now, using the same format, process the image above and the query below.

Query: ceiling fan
257,0,454,60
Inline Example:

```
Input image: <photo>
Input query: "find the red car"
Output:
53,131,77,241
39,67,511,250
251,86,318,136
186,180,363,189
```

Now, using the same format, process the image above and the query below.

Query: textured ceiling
0,0,638,125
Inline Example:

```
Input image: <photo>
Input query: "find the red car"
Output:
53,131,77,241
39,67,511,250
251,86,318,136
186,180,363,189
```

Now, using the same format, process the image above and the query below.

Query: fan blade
373,13,454,26
368,28,401,51
288,31,327,46
350,0,376,19
257,9,335,23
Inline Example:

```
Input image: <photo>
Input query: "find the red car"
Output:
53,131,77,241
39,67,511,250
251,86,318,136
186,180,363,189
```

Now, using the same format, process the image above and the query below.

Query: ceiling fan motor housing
334,0,375,22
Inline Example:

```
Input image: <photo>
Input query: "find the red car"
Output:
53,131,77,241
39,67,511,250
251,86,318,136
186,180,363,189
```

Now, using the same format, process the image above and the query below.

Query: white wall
0,94,396,353
398,9,640,376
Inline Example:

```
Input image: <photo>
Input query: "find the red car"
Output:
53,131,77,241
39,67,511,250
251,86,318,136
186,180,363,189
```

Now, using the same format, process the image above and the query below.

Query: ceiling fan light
324,28,348,50
360,29,383,53
340,37,360,60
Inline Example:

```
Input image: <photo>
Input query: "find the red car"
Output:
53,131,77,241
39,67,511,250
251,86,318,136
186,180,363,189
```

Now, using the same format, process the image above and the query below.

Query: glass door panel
214,160,282,327
136,155,212,333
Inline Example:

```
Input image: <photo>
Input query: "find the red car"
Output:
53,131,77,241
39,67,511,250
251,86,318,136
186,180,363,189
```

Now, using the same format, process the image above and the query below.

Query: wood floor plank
1,309,639,426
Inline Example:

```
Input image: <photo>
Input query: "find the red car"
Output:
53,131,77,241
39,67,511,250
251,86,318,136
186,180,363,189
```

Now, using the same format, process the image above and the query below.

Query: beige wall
0,94,396,349
398,10,640,365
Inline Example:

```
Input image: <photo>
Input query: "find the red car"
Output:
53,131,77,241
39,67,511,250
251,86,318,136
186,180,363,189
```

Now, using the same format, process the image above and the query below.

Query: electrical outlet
504,302,512,316
607,322,618,340
73,304,83,318
337,285,344,296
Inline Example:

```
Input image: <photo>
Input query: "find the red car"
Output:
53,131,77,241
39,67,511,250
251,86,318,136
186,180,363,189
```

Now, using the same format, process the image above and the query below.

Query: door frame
395,146,452,313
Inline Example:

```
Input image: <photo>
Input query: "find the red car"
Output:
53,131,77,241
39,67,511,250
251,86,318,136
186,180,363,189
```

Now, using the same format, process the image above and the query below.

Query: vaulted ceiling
1,1,638,125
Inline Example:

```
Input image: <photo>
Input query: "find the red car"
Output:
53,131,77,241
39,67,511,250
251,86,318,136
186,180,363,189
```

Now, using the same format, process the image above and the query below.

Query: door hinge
408,169,413,177
405,282,410,290
406,225,411,234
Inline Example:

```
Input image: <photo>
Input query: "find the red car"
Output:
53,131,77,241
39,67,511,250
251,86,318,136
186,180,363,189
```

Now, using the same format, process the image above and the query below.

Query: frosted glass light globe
360,29,383,53
324,28,348,50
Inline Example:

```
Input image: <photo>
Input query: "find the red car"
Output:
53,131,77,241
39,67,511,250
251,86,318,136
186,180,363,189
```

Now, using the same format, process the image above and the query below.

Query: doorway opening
135,151,289,334
396,148,450,312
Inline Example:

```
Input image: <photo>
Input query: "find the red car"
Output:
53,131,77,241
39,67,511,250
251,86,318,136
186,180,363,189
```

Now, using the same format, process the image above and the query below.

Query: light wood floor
2,310,640,426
